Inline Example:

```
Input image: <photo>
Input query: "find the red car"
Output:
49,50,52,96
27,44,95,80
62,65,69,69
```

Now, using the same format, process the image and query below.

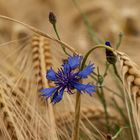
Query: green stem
81,44,114,69
72,0,101,44
103,63,110,78
116,33,123,50
96,67,110,131
52,24,70,56
71,92,81,140
100,86,110,131
112,127,128,140
112,64,122,83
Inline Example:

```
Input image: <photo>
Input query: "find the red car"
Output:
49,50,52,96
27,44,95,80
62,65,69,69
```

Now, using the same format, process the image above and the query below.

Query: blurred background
0,0,140,64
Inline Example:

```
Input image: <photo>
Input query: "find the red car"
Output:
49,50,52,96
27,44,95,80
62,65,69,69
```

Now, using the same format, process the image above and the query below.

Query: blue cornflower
40,55,96,104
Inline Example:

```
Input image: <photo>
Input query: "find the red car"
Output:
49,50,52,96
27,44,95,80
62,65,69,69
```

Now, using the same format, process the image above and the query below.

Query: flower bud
105,41,117,64
49,12,56,25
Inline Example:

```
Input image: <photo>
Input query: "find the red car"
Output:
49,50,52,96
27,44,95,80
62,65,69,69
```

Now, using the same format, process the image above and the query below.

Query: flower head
40,55,96,104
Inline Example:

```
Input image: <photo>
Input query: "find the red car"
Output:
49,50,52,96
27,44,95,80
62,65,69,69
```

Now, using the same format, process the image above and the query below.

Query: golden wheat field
0,0,140,140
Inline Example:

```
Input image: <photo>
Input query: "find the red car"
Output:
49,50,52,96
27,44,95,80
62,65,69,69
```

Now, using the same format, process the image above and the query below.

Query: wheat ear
117,51,140,105
117,51,140,140
31,34,58,140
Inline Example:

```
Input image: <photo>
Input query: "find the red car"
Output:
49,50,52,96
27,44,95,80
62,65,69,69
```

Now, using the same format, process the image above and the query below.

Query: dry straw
0,74,36,140
56,107,122,128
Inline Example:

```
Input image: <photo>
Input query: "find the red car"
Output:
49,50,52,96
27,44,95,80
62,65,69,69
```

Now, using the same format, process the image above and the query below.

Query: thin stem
112,64,122,83
72,0,102,44
103,62,110,78
71,92,81,140
96,68,110,131
116,33,123,50
0,15,78,55
112,127,128,140
52,24,70,55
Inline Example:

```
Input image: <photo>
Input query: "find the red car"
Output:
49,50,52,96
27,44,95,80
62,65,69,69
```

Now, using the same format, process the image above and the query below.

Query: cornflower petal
84,84,96,95
67,55,82,69
40,88,57,98
51,89,64,104
78,64,95,78
73,82,95,95
63,62,71,73
46,68,56,81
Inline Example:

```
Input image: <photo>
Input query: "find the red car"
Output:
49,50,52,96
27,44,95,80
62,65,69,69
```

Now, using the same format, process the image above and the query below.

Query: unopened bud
105,41,117,64
49,12,56,25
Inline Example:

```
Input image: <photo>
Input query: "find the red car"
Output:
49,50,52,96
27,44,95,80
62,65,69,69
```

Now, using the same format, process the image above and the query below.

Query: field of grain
0,0,140,140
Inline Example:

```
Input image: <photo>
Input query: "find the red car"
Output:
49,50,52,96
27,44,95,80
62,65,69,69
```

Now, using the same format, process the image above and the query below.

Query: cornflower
40,55,96,104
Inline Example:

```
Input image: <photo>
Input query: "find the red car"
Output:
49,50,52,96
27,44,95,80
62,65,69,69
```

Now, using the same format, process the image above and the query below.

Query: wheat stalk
0,74,35,140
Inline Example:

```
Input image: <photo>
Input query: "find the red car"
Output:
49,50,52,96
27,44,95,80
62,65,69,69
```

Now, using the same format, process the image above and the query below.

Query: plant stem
52,23,70,55
116,33,123,50
71,92,81,140
112,64,122,83
100,86,110,132
72,0,102,44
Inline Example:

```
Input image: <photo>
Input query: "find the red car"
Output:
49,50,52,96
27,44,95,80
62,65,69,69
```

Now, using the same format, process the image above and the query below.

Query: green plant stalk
90,73,122,99
71,61,85,140
71,91,81,140
112,127,128,140
72,0,102,44
116,33,123,50
52,24,70,56
97,73,110,132
112,64,122,83
71,45,110,140
71,44,117,140
112,98,129,124
82,44,114,68
103,62,110,78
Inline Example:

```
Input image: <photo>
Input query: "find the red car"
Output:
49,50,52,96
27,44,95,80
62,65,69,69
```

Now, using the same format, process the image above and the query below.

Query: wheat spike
117,51,140,140
31,34,58,140
31,34,52,90
117,51,140,105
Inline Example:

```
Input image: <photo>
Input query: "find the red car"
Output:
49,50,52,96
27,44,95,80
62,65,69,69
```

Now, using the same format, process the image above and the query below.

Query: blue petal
63,62,71,73
84,84,96,95
46,68,56,81
67,55,82,69
73,82,96,95
78,64,95,78
40,88,57,98
51,89,64,104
